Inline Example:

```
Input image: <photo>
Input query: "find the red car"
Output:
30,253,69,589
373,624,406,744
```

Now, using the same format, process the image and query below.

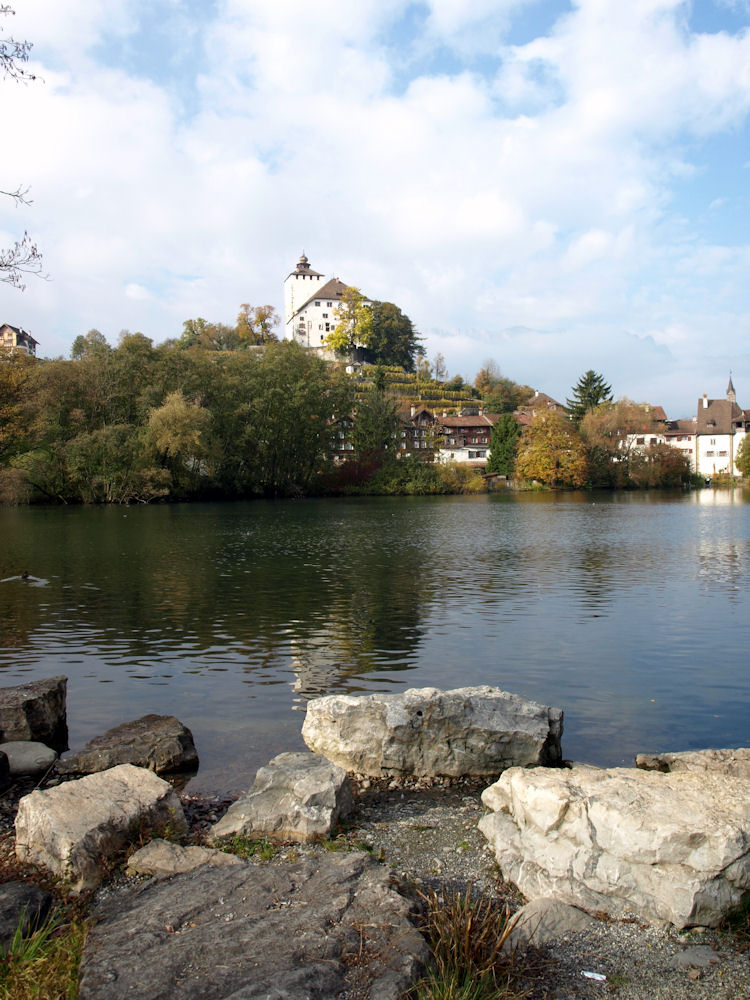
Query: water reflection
0,493,749,792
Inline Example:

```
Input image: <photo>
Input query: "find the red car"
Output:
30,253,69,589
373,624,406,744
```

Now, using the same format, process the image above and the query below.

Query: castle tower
284,253,326,335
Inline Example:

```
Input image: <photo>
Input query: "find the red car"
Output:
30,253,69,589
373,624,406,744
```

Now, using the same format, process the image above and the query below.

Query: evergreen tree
486,414,521,476
566,370,613,423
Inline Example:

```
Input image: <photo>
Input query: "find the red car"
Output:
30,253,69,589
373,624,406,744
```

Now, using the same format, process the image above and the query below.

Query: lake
1,489,749,793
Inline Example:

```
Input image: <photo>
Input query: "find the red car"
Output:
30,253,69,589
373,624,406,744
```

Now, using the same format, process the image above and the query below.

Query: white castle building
284,253,356,350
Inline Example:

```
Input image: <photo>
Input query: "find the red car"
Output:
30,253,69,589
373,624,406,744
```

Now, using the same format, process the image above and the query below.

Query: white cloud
2,0,750,412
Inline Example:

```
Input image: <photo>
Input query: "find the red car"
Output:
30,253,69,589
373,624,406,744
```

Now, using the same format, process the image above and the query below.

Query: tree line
487,370,696,488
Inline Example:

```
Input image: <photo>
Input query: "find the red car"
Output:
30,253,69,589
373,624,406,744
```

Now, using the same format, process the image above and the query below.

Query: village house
693,376,748,478
0,322,37,356
436,410,498,464
513,390,564,426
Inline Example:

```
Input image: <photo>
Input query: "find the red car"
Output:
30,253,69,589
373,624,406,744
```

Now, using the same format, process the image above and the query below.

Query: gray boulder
78,852,428,1000
210,751,353,843
480,764,750,928
58,714,198,776
0,882,54,955
15,763,187,892
1,741,57,778
636,747,750,779
302,686,563,778
0,676,67,750
127,839,244,877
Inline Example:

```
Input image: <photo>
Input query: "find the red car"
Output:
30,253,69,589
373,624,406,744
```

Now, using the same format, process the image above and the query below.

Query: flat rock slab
0,882,54,955
504,897,596,950
127,839,244,877
58,714,198,776
636,747,750,779
210,751,353,843
302,686,563,777
78,852,428,1000
0,675,67,750
15,764,187,892
1,740,57,778
480,765,750,928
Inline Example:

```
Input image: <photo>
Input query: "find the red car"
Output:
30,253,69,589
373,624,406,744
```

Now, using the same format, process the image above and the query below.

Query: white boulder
210,751,353,844
302,686,563,778
479,765,750,928
15,764,187,891
636,747,750,779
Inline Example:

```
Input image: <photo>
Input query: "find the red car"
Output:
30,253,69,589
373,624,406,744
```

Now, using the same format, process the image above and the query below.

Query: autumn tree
352,381,399,462
566,370,613,424
179,317,239,351
236,304,279,345
579,399,658,487
147,390,212,494
515,411,588,488
486,413,521,476
324,287,373,355
71,329,112,360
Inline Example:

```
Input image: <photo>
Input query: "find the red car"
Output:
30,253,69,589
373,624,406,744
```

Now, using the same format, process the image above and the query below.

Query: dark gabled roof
1,322,38,345
696,397,742,435
664,418,696,437
296,278,349,314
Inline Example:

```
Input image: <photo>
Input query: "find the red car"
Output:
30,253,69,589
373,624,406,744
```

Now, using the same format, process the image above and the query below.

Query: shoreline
2,772,749,1000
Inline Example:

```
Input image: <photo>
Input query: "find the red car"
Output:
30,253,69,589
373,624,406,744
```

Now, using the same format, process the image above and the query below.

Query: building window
314,300,320,306
636,437,645,445
710,438,716,445
322,313,328,318
705,451,715,457
326,301,332,307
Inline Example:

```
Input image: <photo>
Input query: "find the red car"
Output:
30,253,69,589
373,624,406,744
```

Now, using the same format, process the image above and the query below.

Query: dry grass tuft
410,884,528,1000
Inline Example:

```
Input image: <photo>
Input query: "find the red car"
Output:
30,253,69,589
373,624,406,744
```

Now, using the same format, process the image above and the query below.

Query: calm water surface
1,490,748,792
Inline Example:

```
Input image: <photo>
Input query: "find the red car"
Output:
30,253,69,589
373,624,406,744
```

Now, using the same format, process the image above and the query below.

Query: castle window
327,301,332,307
315,300,320,306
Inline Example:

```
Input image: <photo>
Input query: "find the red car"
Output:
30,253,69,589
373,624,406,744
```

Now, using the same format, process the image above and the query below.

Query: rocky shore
1,678,749,999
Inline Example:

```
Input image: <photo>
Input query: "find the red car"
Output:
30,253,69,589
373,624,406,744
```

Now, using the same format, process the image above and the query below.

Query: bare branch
0,232,46,290
0,183,32,205
0,6,35,81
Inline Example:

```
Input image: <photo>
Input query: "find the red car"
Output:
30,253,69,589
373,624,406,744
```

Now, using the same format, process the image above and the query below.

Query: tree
1,7,43,289
566,370,613,424
352,383,399,462
71,329,112,360
736,437,750,479
179,317,239,351
486,414,521,476
579,399,657,487
236,304,279,345
365,301,420,370
433,352,448,381
515,411,588,488
473,359,532,413
146,390,212,494
325,287,373,354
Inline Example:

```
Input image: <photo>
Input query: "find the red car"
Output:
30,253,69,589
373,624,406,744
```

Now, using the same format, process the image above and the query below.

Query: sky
2,0,750,418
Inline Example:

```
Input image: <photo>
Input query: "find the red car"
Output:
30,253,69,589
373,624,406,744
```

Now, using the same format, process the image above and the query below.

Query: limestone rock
636,747,750,779
1,741,57,778
667,945,721,969
0,676,67,750
210,751,353,843
480,765,750,928
302,686,563,778
0,882,53,955
78,852,428,1000
57,714,198,776
127,839,243,877
503,897,596,950
15,764,187,892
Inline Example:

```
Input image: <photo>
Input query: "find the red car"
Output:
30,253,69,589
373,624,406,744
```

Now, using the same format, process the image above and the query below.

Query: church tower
727,372,736,404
